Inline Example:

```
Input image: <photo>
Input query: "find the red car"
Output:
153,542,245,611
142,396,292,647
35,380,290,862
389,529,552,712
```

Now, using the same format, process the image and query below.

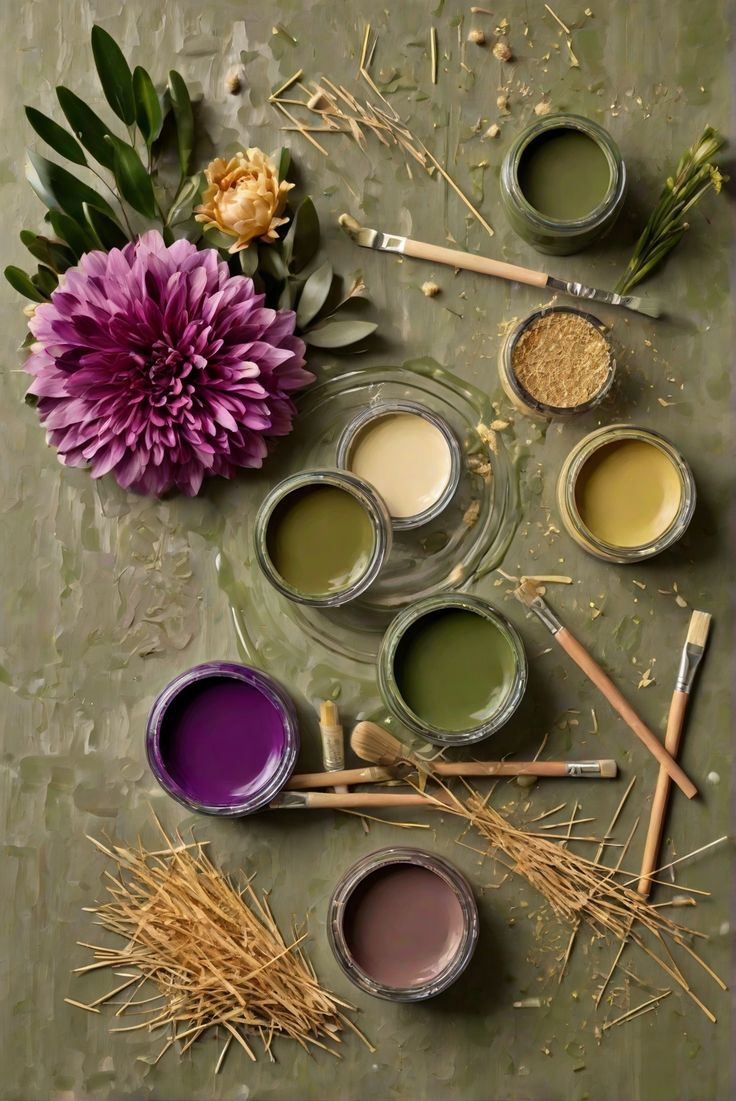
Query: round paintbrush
350,721,617,778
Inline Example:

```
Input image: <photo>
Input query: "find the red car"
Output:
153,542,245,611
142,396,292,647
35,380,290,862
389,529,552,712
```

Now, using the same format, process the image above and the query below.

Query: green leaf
4,265,46,302
278,281,294,310
259,245,288,281
166,173,203,226
167,70,194,177
296,261,333,328
106,136,157,218
25,106,87,166
201,226,236,251
277,146,291,182
56,87,116,169
90,24,136,125
44,210,97,258
238,246,259,276
83,202,129,250
31,264,58,297
286,196,320,272
133,66,163,148
20,230,76,272
26,150,117,222
303,319,377,348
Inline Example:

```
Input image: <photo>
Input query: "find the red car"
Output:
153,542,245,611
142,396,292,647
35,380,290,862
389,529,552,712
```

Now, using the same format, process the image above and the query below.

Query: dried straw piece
410,779,725,1022
68,827,370,1067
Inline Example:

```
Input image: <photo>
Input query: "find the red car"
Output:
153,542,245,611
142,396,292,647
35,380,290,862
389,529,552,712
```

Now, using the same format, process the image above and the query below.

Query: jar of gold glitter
497,305,615,420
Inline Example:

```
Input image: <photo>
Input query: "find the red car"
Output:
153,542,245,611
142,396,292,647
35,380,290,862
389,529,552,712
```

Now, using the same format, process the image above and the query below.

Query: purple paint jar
146,662,299,816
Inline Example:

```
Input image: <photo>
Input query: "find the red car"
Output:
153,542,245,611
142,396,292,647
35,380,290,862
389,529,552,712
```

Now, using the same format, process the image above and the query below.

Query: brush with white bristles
637,610,712,897
350,721,618,779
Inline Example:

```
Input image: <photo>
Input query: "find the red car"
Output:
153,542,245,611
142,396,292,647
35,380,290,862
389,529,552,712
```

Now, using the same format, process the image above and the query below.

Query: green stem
88,166,134,237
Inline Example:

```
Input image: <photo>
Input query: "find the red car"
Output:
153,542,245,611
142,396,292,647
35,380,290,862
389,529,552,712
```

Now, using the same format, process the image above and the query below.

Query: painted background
0,1,732,1099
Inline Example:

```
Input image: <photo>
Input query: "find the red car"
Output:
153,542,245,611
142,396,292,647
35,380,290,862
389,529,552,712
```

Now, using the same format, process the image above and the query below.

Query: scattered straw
430,27,438,84
68,825,371,1067
409,777,725,1022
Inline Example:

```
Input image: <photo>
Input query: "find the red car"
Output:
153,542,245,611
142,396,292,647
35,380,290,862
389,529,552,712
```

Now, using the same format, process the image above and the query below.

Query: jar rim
145,662,299,816
254,468,392,607
335,399,462,529
378,593,528,745
559,425,696,560
327,846,479,1001
504,113,626,233
502,305,616,417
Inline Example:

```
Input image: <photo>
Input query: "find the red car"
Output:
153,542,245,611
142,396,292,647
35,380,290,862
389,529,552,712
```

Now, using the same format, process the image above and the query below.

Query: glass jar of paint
146,662,299,816
500,114,626,255
336,400,462,530
378,593,528,746
327,847,479,1002
557,424,696,564
498,306,615,420
254,469,392,607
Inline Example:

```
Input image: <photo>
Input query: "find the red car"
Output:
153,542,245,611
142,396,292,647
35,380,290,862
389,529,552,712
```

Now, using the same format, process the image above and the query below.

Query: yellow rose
194,149,294,253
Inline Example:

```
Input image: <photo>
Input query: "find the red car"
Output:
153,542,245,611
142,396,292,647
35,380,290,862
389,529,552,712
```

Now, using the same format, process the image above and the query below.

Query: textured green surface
0,1,733,1099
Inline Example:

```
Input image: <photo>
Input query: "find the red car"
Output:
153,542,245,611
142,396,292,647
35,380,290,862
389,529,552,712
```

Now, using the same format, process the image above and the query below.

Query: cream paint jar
336,401,461,530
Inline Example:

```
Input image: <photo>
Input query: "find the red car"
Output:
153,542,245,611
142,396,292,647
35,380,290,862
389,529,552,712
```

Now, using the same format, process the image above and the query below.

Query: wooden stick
637,694,688,896
554,627,697,799
286,759,617,789
401,236,544,285
271,791,447,810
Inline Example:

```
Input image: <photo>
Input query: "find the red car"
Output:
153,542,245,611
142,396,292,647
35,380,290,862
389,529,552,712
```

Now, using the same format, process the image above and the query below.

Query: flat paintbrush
637,611,712,896
513,581,697,799
339,213,660,318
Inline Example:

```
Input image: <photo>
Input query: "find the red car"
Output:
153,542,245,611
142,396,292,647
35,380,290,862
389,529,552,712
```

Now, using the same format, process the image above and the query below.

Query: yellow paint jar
557,425,695,563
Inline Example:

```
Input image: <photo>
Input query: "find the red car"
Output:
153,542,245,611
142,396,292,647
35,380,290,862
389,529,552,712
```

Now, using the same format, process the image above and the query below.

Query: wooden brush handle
555,628,697,799
435,760,565,777
402,237,549,289
287,766,398,789
637,690,690,897
272,791,446,810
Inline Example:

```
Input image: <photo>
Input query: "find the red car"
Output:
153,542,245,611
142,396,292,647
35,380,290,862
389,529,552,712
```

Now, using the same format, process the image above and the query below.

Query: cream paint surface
348,413,452,518
575,439,683,547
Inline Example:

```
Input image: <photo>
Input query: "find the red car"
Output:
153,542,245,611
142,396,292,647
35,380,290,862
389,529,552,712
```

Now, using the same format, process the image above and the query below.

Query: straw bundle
68,828,369,1068
419,782,726,1022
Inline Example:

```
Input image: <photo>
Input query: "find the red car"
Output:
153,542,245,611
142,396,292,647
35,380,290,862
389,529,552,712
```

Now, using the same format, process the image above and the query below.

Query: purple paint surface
343,863,465,987
159,676,287,806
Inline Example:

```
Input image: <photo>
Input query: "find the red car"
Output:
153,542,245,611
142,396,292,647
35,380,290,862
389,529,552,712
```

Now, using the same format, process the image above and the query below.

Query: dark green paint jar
378,593,527,746
500,114,626,255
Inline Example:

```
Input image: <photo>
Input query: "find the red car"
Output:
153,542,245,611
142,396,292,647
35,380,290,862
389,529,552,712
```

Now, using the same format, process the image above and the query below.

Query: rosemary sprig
615,126,726,295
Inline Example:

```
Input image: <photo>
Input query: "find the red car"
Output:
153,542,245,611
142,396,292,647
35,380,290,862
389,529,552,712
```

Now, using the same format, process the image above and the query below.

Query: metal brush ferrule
529,600,564,635
675,643,704,693
565,761,602,776
376,232,407,253
269,792,306,809
546,275,625,309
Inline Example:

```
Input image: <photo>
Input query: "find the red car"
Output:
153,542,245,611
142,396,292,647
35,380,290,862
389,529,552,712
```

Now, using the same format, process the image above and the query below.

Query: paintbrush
513,581,697,799
349,721,617,779
287,758,617,789
338,213,661,318
270,790,448,810
318,699,348,794
637,611,712,897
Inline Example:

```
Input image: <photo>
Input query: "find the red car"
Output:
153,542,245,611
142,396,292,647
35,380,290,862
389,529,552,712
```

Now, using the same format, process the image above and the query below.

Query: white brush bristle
686,610,712,650
599,760,618,778
351,721,406,767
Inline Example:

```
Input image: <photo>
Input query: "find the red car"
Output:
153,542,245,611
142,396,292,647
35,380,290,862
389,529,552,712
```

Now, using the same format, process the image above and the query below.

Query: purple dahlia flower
25,230,312,496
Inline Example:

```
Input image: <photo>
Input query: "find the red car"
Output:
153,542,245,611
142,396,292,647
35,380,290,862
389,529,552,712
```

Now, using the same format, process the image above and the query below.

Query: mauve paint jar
327,847,479,1002
146,662,299,816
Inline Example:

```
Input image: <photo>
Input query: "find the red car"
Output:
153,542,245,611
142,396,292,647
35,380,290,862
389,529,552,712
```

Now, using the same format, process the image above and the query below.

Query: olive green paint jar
378,594,527,746
500,114,626,255
255,469,392,607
